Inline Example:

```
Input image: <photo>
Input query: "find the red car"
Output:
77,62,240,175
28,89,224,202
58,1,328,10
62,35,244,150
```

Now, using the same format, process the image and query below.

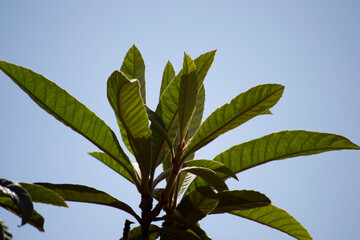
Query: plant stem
122,219,134,240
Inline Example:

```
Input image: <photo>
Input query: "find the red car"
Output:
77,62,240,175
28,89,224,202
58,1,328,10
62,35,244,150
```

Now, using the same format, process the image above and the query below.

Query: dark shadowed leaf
119,225,159,240
183,160,237,180
0,218,13,240
214,130,360,175
181,167,228,192
154,227,201,240
159,215,211,240
146,106,173,160
20,183,67,207
0,61,137,184
211,190,270,213
183,84,284,159
175,187,218,223
35,183,141,223
107,71,152,180
179,53,198,139
231,204,312,240
0,198,44,232
0,179,33,226
120,45,146,103
160,61,175,99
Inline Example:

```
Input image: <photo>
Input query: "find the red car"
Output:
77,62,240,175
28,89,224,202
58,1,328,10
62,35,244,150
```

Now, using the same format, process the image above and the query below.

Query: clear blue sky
0,1,359,239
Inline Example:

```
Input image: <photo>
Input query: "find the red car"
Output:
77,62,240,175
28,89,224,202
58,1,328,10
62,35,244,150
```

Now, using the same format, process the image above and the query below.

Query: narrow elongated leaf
146,106,173,157
107,71,152,180
183,160,238,180
19,183,67,207
0,61,137,184
152,51,216,169
0,179,33,226
181,167,228,192
214,130,360,175
175,186,218,223
187,84,205,141
0,198,44,232
231,205,312,240
0,218,13,240
179,53,198,139
160,61,175,99
211,190,270,213
194,50,216,86
159,215,212,240
35,183,141,223
120,45,146,103
186,131,360,195
178,172,195,196
89,152,138,184
183,84,284,159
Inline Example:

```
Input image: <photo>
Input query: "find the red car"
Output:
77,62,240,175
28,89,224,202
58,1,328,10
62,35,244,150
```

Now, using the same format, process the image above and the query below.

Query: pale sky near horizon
0,1,359,239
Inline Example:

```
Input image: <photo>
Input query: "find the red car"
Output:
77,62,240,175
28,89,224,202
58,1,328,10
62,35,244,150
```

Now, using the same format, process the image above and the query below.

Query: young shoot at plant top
0,45,359,240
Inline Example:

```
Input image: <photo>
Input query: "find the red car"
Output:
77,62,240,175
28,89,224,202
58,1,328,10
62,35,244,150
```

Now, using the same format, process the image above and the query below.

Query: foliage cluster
0,45,359,239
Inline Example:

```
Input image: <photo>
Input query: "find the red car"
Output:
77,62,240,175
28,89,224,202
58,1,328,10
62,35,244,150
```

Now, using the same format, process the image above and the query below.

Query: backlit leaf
120,45,146,103
160,61,175,99
179,53,198,139
231,205,312,240
89,152,139,184
35,183,141,223
107,71,152,180
183,84,284,159
152,51,216,169
20,183,67,207
0,61,137,184
214,130,360,175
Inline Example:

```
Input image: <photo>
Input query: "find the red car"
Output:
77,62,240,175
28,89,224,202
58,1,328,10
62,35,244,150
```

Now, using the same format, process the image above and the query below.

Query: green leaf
0,218,13,240
194,50,216,86
35,183,141,223
211,190,270,213
175,186,218,223
179,53,198,139
187,84,205,141
89,152,139,184
231,205,312,240
19,183,67,207
183,160,238,180
107,71,152,180
0,198,44,232
214,130,360,175
154,227,201,240
159,215,211,240
181,167,228,192
0,179,33,226
160,61,175,99
178,172,195,196
0,61,137,184
146,106,173,159
120,45,146,103
183,84,284,159
152,51,216,169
